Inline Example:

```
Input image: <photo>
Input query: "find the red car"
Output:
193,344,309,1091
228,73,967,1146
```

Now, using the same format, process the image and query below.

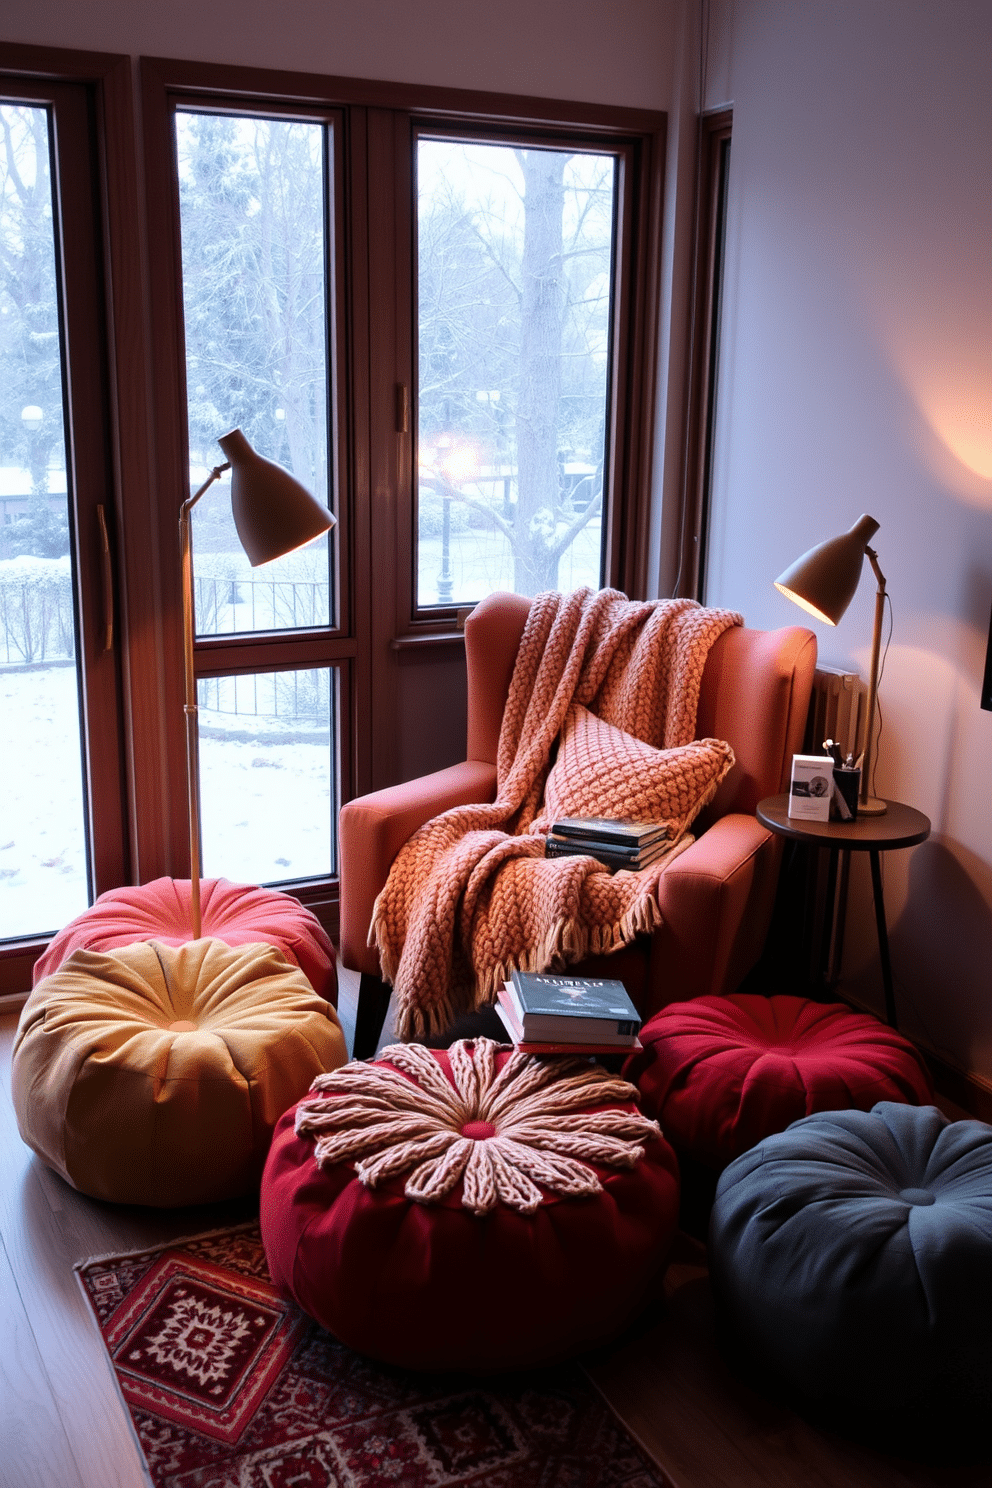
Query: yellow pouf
12,938,347,1207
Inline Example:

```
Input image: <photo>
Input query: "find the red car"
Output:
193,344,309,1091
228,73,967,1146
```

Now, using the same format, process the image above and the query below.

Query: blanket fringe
474,887,667,1008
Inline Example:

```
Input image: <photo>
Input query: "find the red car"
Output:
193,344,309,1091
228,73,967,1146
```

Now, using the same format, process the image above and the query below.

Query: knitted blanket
372,588,742,1039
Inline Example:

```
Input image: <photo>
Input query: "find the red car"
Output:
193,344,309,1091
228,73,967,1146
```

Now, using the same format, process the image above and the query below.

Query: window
0,49,665,986
173,107,340,885
141,64,664,911
0,72,128,974
416,136,618,605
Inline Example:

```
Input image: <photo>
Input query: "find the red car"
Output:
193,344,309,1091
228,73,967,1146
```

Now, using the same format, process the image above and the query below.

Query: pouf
709,1102,992,1437
260,1037,680,1371
624,993,934,1167
12,938,347,1207
32,877,337,1005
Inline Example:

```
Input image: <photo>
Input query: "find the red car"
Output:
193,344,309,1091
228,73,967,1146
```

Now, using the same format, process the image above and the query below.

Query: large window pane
175,110,333,636
197,667,336,885
417,139,616,606
0,103,88,939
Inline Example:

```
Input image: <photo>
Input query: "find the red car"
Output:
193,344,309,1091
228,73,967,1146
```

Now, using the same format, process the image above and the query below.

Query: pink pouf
260,1037,680,1370
624,993,934,1168
33,877,336,1005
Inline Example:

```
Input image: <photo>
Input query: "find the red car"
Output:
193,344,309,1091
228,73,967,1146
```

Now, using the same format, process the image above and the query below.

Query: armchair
340,592,816,1057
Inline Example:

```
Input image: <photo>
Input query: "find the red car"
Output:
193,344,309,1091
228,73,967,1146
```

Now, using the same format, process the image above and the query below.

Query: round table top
756,794,931,851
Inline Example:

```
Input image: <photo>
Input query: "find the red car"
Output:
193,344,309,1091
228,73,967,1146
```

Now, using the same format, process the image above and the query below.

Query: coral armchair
340,593,816,1057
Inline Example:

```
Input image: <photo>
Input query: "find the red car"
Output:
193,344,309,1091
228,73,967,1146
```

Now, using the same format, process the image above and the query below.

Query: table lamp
180,428,336,936
774,513,887,815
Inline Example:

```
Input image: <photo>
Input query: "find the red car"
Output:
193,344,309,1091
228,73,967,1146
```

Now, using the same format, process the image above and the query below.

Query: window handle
96,504,113,651
395,383,409,435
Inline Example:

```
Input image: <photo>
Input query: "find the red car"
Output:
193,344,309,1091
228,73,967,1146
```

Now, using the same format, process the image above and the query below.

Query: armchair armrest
338,759,498,976
647,813,783,1011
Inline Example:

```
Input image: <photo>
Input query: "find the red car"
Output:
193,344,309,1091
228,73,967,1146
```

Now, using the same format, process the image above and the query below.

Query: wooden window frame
677,107,732,601
0,45,138,996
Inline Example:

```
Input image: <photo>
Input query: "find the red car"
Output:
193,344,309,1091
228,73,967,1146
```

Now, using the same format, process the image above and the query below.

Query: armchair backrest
464,593,816,819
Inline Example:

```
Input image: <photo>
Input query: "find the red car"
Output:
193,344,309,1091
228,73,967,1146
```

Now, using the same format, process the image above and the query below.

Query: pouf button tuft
461,1119,496,1140
899,1187,936,1205
168,1019,198,1032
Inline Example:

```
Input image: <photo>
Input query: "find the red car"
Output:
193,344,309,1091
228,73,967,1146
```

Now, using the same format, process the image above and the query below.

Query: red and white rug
77,1222,672,1487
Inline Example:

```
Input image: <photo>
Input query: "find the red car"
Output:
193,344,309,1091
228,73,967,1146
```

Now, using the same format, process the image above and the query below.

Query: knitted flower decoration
294,1037,661,1216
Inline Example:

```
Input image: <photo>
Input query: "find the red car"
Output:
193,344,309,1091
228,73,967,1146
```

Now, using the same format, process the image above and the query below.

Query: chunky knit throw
372,587,742,1038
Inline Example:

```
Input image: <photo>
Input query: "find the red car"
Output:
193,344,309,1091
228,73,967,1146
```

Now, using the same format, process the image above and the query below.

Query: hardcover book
507,970,641,1038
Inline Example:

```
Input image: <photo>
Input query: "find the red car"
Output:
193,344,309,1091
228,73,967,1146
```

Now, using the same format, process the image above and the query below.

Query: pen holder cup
831,767,860,821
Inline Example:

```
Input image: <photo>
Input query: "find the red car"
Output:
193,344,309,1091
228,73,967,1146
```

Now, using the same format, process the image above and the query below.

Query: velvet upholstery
626,994,934,1167
709,1102,992,1434
338,593,816,1038
33,876,337,1006
13,938,347,1207
260,1042,680,1370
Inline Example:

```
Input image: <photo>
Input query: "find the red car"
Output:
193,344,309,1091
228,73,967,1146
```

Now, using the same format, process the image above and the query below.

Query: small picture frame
789,754,833,820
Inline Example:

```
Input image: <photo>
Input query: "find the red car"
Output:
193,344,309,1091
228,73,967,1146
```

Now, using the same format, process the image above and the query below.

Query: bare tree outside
175,110,331,637
417,139,616,601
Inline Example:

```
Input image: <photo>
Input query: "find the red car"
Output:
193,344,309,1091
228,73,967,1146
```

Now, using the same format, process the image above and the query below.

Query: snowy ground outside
0,665,333,943
1,514,601,943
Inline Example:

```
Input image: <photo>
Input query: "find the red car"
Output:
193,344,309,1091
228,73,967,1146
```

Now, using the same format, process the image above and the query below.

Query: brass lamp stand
180,428,335,937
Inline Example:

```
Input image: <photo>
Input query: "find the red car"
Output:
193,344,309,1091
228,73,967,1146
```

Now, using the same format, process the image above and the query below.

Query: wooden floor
1,972,988,1488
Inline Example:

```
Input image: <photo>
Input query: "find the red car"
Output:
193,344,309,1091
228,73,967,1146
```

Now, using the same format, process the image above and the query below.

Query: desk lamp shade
218,427,334,565
773,514,879,624
774,514,887,815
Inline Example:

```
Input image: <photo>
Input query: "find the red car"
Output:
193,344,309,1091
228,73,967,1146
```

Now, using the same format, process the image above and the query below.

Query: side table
756,794,930,1028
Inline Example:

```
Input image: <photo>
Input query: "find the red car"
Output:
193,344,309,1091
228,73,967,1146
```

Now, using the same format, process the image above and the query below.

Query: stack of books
495,969,642,1054
544,816,671,872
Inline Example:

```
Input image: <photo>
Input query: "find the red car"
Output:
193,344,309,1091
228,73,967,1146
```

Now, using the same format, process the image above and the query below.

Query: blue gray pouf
709,1102,992,1439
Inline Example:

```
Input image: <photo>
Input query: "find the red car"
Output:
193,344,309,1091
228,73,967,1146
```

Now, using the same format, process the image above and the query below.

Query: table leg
868,848,897,1027
818,846,840,994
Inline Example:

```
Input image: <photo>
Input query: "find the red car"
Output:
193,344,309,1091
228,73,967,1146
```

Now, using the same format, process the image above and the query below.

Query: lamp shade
218,427,335,567
774,514,880,626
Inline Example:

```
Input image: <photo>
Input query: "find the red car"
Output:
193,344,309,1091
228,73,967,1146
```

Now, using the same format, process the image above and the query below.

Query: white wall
704,0,992,1081
2,0,676,110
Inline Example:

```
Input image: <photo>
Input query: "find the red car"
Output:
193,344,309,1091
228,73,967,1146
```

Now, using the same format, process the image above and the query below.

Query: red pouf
32,877,337,1005
260,1038,680,1371
624,994,934,1168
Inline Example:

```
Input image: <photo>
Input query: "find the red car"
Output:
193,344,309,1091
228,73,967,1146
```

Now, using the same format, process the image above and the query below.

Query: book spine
547,835,642,859
515,1011,640,1040
545,840,641,868
551,820,669,847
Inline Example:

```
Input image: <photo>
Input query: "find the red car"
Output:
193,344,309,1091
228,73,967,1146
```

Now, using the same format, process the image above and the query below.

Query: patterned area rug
77,1222,672,1488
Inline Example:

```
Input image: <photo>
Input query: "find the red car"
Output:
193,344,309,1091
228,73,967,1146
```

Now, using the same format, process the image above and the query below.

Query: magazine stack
544,816,671,872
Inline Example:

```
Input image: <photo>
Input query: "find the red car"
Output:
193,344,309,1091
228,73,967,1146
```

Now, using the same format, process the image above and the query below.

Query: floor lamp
774,513,887,816
180,428,336,937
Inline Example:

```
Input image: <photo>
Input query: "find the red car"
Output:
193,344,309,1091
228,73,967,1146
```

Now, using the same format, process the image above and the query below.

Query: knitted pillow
543,703,735,840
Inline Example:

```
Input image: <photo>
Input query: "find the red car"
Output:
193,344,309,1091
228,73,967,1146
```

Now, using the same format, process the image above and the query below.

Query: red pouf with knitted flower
260,1037,680,1371
624,993,934,1169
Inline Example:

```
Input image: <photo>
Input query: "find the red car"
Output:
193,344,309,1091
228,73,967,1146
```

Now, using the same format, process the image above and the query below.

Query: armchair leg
353,972,392,1060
